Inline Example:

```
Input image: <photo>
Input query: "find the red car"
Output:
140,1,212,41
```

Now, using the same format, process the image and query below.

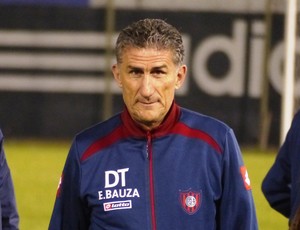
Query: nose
140,74,154,98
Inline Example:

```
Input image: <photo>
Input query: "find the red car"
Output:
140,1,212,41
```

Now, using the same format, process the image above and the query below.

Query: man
0,129,19,230
262,109,300,229
49,18,258,229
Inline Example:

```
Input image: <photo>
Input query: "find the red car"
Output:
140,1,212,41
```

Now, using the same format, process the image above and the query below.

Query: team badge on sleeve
240,166,251,190
179,189,201,215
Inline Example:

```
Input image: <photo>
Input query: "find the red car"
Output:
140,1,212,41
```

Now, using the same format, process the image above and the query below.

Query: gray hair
115,18,184,65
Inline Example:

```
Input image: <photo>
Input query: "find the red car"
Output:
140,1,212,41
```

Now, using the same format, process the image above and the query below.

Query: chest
79,136,223,229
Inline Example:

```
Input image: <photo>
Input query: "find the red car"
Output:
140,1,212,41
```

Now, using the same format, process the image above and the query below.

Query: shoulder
292,110,300,128
179,107,231,134
78,113,122,139
286,109,300,140
179,107,234,153
71,113,123,157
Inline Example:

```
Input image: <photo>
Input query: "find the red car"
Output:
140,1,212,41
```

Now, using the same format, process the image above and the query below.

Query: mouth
137,100,158,108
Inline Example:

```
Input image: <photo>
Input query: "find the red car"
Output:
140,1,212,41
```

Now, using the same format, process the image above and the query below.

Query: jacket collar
121,102,181,138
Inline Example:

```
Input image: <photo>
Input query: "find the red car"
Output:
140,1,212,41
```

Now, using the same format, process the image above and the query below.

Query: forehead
120,47,175,67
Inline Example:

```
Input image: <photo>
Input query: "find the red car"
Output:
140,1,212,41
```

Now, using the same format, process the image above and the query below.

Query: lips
139,101,155,106
141,101,154,105
135,101,158,111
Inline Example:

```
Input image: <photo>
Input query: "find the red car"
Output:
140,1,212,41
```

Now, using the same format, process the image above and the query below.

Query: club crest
179,189,201,215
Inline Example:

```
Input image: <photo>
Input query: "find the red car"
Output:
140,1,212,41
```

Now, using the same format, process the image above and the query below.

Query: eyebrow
127,65,142,70
152,65,168,70
127,64,168,71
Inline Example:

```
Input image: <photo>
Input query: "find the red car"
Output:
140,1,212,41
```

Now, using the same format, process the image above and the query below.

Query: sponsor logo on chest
98,168,140,211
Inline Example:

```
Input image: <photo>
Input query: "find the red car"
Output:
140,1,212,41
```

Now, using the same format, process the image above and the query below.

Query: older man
49,18,257,230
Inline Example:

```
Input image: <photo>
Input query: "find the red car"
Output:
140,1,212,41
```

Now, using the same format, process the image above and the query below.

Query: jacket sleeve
261,138,291,217
0,130,19,230
218,129,258,230
261,111,300,218
48,138,89,230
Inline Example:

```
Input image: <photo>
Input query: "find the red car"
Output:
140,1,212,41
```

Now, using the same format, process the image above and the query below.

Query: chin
137,113,159,123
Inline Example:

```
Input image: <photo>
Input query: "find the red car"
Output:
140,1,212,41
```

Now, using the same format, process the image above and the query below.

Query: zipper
147,131,157,230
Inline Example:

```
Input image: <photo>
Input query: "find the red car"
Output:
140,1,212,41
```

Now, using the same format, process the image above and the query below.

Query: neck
135,121,161,132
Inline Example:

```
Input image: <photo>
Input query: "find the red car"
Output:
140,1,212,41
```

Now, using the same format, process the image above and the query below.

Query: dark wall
0,6,286,145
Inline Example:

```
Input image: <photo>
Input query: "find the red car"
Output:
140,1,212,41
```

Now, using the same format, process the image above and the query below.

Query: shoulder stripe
172,122,222,154
81,125,127,162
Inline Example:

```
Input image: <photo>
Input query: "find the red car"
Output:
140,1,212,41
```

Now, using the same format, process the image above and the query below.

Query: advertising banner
0,4,297,145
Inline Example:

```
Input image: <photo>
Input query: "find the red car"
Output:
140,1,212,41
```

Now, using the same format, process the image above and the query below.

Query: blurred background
0,0,300,229
0,0,299,146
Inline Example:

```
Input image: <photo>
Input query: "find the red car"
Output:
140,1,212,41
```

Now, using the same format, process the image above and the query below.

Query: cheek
122,85,137,103
161,81,176,96
157,86,176,107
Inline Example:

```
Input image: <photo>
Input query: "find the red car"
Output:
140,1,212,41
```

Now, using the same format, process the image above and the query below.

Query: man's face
112,47,186,130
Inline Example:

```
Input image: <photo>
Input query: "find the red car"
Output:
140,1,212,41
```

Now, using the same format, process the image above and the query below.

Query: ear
175,65,187,89
112,64,122,88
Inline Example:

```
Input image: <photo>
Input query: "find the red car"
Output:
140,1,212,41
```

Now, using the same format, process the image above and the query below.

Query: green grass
242,147,287,229
4,139,69,230
3,140,288,229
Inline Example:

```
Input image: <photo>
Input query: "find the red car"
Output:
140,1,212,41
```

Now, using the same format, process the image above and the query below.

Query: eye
129,68,143,77
151,69,166,77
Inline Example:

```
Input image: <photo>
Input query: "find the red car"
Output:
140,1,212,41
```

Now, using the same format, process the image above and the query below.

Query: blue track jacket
49,103,258,230
262,110,300,221
0,130,19,230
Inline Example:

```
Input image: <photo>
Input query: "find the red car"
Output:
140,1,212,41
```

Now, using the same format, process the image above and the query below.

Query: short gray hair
115,18,184,65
